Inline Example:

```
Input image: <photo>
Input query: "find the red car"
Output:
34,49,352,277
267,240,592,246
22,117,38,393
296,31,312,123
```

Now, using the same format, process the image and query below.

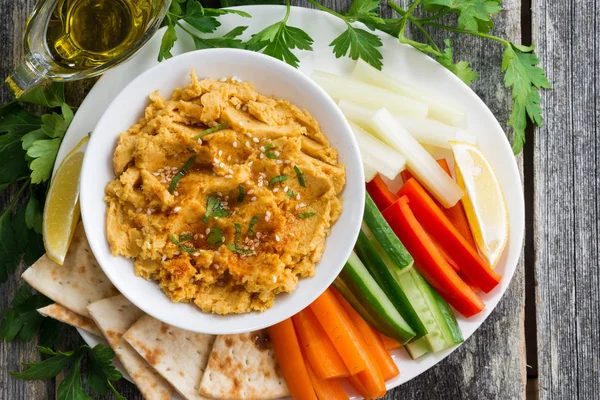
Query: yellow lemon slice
450,141,508,267
43,136,89,265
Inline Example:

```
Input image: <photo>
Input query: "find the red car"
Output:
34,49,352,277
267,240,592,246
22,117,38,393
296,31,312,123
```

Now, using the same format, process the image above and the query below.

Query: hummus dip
105,73,345,314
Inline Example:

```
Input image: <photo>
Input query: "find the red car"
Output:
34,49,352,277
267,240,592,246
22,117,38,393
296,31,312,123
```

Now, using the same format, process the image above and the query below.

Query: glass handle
4,53,48,98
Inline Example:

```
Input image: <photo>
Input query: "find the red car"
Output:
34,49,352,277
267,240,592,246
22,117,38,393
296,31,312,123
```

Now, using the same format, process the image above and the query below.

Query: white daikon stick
363,163,378,182
370,108,463,208
349,121,407,180
312,70,428,120
338,100,476,149
352,59,465,126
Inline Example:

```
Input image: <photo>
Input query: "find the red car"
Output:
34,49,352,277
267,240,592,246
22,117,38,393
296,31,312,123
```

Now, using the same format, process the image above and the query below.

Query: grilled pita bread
124,315,215,400
22,222,119,317
88,295,174,400
38,303,102,337
199,330,289,400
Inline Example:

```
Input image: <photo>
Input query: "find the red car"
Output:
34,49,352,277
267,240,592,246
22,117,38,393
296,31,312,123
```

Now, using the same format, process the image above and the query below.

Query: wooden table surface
1,0,596,399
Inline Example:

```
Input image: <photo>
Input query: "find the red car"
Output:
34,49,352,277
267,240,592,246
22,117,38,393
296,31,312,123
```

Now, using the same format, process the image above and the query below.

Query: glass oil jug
6,0,170,97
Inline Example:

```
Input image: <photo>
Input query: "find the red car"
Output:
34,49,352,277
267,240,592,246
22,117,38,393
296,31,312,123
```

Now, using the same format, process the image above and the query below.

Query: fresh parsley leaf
293,165,306,187
298,212,316,219
0,108,42,136
183,2,221,33
207,227,224,245
345,0,385,30
203,196,229,223
287,189,295,197
264,143,277,159
169,155,196,193
220,0,282,5
228,222,252,254
41,112,70,138
179,233,194,241
10,347,73,380
0,286,54,343
171,234,197,253
0,208,18,282
18,82,65,108
24,229,45,266
423,0,502,32
56,352,90,400
502,44,551,153
86,344,123,395
237,185,245,202
192,26,248,50
330,26,383,70
191,122,228,139
21,129,46,151
26,138,61,184
248,215,258,236
269,175,288,188
246,0,313,68
158,22,178,61
0,134,29,184
25,196,43,234
436,39,479,85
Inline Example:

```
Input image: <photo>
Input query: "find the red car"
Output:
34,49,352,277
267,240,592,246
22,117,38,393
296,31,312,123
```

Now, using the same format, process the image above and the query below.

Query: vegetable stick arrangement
267,60,510,399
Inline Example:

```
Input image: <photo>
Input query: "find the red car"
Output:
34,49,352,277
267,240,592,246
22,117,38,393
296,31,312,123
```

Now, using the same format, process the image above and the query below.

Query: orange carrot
383,196,485,317
309,289,367,375
366,175,398,211
267,319,318,400
400,168,414,183
379,333,402,350
333,289,399,382
347,375,370,399
397,178,501,293
306,363,349,400
292,309,350,379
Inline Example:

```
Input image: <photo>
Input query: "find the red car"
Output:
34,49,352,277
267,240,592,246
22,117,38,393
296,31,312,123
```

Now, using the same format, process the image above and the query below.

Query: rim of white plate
61,5,525,396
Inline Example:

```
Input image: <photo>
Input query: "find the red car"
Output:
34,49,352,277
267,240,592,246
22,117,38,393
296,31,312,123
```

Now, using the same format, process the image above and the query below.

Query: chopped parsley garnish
248,215,259,236
237,185,245,202
171,234,197,253
298,212,316,219
203,196,228,223
269,175,288,188
168,156,196,193
265,143,277,159
228,222,252,254
287,189,295,197
207,227,224,246
191,122,228,140
179,233,194,241
294,165,306,187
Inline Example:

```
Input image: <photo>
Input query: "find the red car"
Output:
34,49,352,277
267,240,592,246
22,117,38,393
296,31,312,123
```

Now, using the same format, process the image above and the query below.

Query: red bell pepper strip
397,178,501,293
366,175,397,211
383,196,485,317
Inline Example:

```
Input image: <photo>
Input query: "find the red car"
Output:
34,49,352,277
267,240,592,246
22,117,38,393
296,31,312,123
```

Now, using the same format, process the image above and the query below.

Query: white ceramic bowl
80,48,365,334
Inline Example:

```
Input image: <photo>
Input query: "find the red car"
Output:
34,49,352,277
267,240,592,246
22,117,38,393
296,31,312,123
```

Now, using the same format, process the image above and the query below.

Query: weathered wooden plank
0,1,55,400
377,1,526,398
0,0,526,399
533,0,600,399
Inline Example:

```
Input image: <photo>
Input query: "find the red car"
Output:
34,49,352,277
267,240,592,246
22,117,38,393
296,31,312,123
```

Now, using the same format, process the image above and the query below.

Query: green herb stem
305,0,346,21
0,180,30,219
422,22,510,46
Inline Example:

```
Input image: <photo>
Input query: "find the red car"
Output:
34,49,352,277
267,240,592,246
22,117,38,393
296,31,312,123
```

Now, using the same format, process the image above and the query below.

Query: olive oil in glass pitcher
6,0,170,97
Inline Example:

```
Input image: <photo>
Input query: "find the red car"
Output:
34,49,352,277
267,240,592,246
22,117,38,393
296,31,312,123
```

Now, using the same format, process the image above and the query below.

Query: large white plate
65,4,524,396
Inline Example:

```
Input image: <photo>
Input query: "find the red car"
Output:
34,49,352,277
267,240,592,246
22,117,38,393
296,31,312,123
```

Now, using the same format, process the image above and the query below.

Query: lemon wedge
43,136,89,265
450,141,508,267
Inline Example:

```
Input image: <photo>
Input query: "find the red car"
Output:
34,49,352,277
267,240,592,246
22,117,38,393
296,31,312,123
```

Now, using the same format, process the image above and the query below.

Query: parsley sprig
246,0,314,68
203,196,229,223
159,0,250,61
227,222,253,254
11,344,125,399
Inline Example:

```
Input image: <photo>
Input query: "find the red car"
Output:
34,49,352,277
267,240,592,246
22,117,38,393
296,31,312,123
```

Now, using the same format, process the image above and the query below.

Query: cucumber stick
338,252,416,344
405,337,430,359
412,270,464,346
355,229,427,338
363,193,413,272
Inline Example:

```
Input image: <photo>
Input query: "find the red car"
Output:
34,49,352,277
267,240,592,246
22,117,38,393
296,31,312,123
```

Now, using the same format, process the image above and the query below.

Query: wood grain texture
0,0,526,399
533,0,600,399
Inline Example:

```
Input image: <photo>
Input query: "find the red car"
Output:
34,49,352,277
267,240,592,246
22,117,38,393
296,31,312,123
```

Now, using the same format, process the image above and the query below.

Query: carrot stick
333,289,399,382
267,319,318,400
383,196,485,317
400,168,414,183
309,289,367,375
306,363,349,400
347,375,370,399
397,178,501,293
292,309,350,379
379,333,402,350
366,175,398,211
